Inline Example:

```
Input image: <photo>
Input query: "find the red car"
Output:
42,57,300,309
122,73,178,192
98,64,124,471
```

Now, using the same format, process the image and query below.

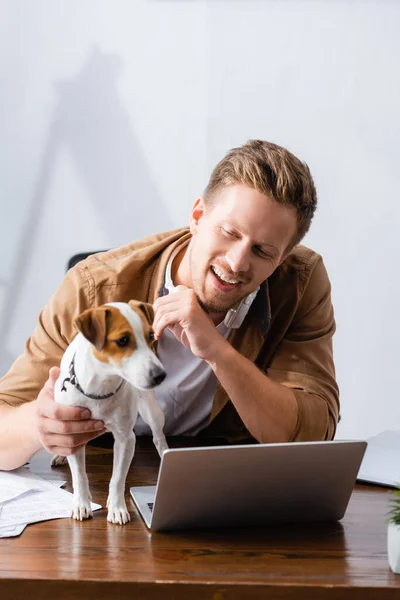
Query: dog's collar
60,353,124,400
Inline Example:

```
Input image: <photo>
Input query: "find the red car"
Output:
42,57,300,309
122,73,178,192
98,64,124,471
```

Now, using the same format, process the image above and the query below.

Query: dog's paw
156,443,169,458
107,503,130,525
153,436,169,458
50,454,68,467
157,442,169,457
71,498,93,521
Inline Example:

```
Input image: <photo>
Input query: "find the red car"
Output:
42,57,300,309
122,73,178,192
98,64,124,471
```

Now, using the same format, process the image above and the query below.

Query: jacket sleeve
267,257,340,441
0,265,92,408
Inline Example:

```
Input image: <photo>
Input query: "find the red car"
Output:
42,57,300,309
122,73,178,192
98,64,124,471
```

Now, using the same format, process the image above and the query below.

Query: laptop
130,440,367,532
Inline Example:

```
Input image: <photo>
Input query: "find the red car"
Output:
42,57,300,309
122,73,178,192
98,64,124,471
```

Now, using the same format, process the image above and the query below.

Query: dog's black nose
151,368,166,386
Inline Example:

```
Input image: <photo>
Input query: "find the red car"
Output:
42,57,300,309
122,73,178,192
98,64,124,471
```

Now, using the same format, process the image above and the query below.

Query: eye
149,331,155,343
222,228,237,238
254,247,275,261
115,335,130,348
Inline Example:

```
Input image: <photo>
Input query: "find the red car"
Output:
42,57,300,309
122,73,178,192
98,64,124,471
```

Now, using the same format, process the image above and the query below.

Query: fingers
40,367,61,401
49,442,88,457
38,369,91,420
173,284,189,293
49,366,60,381
35,367,108,457
45,429,107,453
37,411,105,442
38,396,91,421
153,286,192,310
48,434,104,457
153,289,199,339
44,417,105,436
153,295,177,311
40,425,107,456
153,308,181,339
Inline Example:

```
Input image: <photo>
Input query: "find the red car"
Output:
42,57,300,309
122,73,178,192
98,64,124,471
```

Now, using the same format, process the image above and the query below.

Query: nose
226,243,250,274
150,367,166,387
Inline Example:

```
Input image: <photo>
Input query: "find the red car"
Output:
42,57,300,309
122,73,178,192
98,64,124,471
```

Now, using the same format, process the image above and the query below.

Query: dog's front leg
67,447,92,520
106,431,136,525
138,391,168,457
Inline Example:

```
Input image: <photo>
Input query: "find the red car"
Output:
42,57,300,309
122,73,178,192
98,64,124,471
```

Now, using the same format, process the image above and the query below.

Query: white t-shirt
134,243,257,436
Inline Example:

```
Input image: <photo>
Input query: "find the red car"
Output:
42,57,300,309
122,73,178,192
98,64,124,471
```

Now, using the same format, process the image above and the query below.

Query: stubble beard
189,244,244,316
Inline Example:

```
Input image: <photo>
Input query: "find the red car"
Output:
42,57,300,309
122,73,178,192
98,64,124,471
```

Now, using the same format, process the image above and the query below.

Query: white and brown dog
51,300,168,525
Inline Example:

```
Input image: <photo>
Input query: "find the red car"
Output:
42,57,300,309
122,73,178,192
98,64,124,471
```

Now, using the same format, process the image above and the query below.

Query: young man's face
187,184,298,316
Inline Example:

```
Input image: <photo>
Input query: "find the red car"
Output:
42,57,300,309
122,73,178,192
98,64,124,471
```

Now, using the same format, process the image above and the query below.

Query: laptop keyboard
147,502,154,512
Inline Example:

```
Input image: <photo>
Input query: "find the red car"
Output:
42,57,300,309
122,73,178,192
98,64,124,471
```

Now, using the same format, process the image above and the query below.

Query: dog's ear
129,300,154,325
75,307,110,351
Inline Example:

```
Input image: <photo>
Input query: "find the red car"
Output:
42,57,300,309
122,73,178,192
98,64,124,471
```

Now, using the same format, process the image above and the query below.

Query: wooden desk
1,438,399,599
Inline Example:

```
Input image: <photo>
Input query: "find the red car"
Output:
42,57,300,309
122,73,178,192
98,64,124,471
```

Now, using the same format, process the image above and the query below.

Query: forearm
207,341,298,443
0,402,42,470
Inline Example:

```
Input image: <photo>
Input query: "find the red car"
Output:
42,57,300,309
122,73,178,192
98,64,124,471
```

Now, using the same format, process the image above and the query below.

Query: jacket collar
147,229,192,303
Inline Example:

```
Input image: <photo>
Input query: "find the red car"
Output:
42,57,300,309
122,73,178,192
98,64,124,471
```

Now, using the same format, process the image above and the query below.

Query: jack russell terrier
51,300,168,525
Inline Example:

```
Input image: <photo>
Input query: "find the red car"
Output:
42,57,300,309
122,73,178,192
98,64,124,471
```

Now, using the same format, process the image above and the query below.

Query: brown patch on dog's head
128,300,156,350
75,306,137,364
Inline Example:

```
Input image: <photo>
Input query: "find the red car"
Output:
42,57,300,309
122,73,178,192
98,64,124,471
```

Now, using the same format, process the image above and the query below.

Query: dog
51,300,168,525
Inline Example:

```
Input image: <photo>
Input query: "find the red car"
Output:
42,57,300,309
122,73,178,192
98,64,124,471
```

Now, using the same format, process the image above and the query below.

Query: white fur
52,302,168,525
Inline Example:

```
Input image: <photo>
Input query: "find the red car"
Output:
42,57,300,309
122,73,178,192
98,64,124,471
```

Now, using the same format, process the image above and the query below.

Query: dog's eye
116,336,130,348
149,331,155,343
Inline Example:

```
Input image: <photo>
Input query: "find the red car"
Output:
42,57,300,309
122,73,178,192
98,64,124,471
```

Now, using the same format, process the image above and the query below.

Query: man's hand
34,367,106,456
153,285,229,362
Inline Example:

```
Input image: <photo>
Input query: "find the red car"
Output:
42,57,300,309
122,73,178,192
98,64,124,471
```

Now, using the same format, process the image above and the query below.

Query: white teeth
212,266,239,285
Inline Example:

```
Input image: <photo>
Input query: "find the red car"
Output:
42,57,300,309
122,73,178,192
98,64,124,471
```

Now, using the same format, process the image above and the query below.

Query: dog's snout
151,368,166,387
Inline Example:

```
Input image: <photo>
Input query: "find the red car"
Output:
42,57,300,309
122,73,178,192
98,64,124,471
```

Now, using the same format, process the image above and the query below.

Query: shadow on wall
0,46,172,375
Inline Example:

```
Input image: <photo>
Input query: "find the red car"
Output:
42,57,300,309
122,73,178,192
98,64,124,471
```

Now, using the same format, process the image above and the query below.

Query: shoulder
68,228,189,303
276,244,323,280
268,245,332,316
272,244,328,289
78,228,189,278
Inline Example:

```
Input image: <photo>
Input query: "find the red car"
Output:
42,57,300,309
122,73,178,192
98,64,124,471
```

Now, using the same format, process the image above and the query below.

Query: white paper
0,468,50,507
357,430,400,487
366,430,400,451
0,523,26,538
0,468,50,491
0,467,67,497
1,486,101,528
0,487,38,506
0,467,101,533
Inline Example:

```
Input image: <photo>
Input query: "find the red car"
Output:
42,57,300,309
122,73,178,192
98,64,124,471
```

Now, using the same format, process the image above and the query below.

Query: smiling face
177,185,298,317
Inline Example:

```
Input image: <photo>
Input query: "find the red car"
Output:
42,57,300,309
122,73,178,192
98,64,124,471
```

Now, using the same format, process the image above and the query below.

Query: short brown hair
204,139,317,246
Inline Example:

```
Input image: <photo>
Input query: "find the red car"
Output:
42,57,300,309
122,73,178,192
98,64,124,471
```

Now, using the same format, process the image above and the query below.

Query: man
0,140,339,470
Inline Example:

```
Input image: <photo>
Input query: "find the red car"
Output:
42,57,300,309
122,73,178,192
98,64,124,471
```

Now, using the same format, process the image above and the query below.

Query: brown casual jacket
0,228,339,443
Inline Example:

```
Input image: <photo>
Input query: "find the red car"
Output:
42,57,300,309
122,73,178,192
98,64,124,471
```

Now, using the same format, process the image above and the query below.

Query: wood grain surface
1,437,399,599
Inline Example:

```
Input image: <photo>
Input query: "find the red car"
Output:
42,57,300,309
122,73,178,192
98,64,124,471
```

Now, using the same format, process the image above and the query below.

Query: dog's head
74,300,166,390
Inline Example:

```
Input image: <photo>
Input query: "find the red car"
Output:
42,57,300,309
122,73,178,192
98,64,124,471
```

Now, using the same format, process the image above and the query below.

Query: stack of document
0,467,101,538
357,430,400,487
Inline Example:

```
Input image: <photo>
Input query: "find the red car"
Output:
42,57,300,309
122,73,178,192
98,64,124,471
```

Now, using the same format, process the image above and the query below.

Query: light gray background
1,0,399,440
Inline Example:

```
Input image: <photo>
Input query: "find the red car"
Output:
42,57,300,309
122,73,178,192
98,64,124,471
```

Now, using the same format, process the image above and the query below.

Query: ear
129,300,155,325
189,197,206,235
74,307,110,351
